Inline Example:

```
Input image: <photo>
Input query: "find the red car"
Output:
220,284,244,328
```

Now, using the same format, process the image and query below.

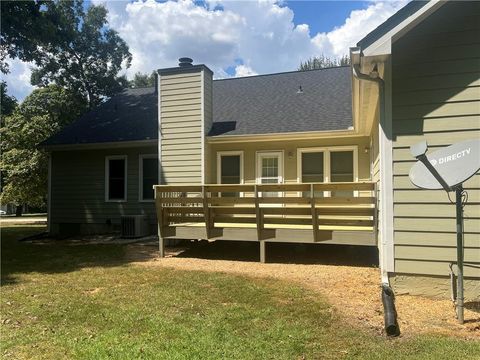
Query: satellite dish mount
410,139,480,325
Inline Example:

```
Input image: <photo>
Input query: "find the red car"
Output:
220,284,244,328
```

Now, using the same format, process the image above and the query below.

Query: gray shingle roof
41,87,158,146
42,66,353,146
210,66,352,136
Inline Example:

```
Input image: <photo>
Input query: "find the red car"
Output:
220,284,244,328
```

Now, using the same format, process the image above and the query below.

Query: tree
298,55,350,71
0,85,87,214
1,82,17,118
30,1,132,108
0,1,53,74
129,72,156,88
1,0,132,107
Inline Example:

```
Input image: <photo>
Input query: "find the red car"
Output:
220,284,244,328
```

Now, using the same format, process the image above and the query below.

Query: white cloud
102,0,408,78
1,58,35,101
234,64,258,77
312,0,409,58
5,0,409,101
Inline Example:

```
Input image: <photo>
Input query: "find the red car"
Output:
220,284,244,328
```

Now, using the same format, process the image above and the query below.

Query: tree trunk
15,205,23,217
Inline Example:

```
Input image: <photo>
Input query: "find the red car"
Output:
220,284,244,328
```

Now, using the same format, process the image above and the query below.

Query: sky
2,0,409,102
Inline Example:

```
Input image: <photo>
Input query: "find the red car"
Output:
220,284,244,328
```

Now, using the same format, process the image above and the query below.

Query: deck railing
154,182,377,243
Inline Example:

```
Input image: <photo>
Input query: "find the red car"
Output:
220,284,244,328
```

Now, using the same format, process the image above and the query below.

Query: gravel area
126,241,480,339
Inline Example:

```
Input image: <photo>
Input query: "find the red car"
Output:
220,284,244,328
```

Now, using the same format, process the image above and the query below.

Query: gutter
40,139,158,151
207,129,359,144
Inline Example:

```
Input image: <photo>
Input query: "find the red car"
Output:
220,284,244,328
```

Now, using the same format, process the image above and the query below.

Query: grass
1,225,479,359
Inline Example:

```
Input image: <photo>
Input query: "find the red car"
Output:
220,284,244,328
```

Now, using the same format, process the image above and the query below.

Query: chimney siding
158,67,212,184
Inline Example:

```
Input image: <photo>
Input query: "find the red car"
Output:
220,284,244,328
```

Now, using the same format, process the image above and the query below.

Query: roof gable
210,66,352,136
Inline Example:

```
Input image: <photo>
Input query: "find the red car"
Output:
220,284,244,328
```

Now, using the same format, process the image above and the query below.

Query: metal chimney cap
178,57,193,67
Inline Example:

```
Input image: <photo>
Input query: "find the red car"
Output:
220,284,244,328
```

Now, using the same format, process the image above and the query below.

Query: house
42,0,479,300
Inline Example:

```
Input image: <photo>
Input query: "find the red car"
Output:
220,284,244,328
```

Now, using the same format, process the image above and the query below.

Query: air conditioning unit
121,215,149,238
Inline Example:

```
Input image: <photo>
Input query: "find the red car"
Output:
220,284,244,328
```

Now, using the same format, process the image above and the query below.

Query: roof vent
179,57,193,67
297,85,303,94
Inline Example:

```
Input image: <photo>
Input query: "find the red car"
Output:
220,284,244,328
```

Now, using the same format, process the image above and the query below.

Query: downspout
352,62,387,284
352,60,400,337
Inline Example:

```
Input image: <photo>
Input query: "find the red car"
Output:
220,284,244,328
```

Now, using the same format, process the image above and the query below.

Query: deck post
311,184,319,242
259,240,266,263
158,225,165,258
155,187,165,257
254,185,263,240
202,186,212,239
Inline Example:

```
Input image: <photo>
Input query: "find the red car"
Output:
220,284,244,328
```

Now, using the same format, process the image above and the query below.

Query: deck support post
259,240,266,263
202,186,212,239
155,187,165,257
311,184,319,242
254,185,263,240
159,231,165,258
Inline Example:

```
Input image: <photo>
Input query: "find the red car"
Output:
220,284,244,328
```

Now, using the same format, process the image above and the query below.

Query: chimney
157,58,213,185
178,57,193,67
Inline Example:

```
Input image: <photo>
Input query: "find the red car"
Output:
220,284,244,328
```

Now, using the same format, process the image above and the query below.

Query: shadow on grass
465,301,480,314
2,225,378,286
174,240,379,268
1,226,131,286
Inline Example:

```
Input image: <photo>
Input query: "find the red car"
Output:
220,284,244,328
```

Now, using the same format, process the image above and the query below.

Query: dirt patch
83,288,103,296
125,241,479,339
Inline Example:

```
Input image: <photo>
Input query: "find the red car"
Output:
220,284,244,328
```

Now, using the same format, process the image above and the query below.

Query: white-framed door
256,151,284,197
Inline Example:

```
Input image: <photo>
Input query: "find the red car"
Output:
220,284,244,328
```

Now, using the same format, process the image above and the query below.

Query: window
139,154,158,201
105,156,127,201
217,151,243,197
256,151,283,197
301,152,324,183
300,151,325,197
298,147,358,197
330,151,354,197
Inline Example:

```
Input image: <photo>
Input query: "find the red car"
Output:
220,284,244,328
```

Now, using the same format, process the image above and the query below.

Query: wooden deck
154,182,378,261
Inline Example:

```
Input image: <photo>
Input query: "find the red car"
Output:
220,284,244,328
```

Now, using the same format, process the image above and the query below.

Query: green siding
160,71,203,184
391,1,480,278
50,146,157,235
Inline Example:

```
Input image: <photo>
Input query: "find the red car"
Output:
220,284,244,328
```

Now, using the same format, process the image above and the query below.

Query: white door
256,151,283,197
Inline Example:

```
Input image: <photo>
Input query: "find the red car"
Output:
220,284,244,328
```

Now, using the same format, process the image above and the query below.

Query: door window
257,152,283,197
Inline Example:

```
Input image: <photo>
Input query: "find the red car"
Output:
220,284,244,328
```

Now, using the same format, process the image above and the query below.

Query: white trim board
105,155,128,202
379,57,395,273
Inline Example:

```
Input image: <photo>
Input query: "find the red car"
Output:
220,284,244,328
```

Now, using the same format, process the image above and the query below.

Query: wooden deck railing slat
154,182,377,243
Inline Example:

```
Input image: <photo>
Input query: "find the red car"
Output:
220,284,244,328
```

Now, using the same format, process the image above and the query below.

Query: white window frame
105,155,127,202
139,154,158,202
216,151,244,185
297,146,358,196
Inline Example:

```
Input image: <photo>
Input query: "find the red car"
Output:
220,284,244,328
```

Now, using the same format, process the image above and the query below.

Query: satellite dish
409,138,480,190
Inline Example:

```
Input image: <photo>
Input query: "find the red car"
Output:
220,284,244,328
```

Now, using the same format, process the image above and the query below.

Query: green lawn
1,225,479,359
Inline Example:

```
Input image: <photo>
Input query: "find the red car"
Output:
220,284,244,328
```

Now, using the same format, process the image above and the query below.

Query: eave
206,129,365,144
